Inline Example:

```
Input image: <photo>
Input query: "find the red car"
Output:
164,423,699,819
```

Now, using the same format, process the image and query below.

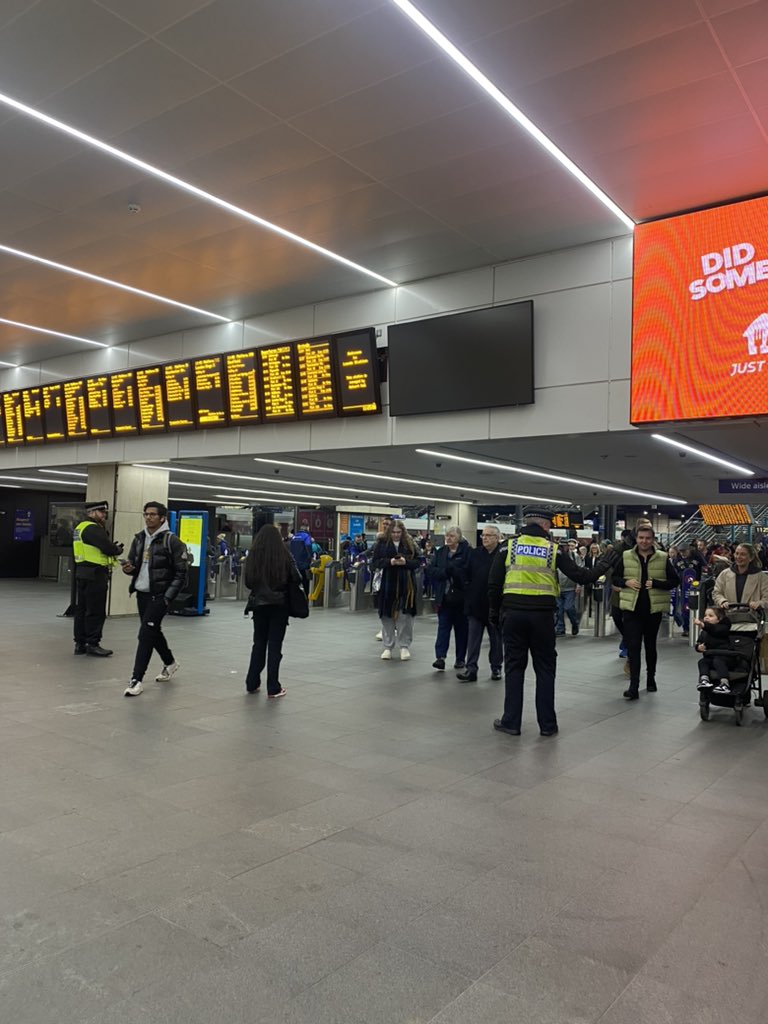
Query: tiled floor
2,579,767,1023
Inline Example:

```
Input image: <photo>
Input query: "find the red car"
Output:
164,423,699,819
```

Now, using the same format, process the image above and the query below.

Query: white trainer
400,648,411,661
124,680,144,697
155,661,180,682
375,630,383,641
380,649,392,660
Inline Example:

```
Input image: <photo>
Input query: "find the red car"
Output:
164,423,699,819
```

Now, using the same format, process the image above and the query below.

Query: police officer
72,500,124,656
488,506,612,736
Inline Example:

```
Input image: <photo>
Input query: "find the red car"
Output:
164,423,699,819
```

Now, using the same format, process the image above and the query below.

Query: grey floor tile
426,982,531,1024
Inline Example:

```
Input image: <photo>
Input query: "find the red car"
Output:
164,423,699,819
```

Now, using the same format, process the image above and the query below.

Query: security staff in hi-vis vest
488,506,613,737
73,500,124,657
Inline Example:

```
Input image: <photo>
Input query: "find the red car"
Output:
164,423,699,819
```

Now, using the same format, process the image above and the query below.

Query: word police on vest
689,243,768,301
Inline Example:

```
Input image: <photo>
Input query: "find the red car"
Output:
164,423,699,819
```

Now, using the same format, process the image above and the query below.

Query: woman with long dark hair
371,519,418,660
243,524,301,697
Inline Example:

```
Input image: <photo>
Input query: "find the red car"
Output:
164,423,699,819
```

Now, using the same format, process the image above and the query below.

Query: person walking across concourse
72,500,124,657
489,506,613,737
457,524,503,682
371,519,419,660
121,502,188,697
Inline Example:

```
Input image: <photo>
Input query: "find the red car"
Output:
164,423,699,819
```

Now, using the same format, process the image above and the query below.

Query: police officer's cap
85,500,109,512
522,504,555,521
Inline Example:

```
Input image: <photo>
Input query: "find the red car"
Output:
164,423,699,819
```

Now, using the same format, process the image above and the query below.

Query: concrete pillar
433,502,478,546
85,463,169,616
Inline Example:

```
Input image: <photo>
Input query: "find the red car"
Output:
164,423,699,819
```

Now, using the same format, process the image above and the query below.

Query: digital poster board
632,195,768,423
0,328,380,448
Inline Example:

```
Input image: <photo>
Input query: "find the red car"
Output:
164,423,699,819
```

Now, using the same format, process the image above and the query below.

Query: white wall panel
491,381,610,438
392,408,491,446
394,268,493,322
494,241,613,302
608,379,633,432
182,321,244,358
0,365,41,390
609,278,632,382
531,284,611,388
314,288,396,334
238,421,310,455
243,306,315,346
128,333,183,367
612,235,633,281
309,413,393,450
177,426,240,458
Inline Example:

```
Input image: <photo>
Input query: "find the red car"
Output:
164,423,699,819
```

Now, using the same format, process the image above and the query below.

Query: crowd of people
72,500,767,731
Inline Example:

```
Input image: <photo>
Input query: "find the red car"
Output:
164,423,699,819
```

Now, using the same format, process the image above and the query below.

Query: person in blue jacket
289,530,312,593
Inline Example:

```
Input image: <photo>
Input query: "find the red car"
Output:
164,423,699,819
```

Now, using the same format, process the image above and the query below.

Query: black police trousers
500,608,557,732
73,571,109,646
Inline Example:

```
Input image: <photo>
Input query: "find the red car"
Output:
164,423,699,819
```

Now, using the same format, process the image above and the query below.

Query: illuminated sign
260,344,297,421
551,511,584,530
632,195,768,423
163,362,195,430
0,329,380,446
194,356,227,427
699,504,753,526
296,339,335,418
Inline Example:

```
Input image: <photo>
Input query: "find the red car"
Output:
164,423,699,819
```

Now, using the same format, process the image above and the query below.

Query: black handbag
287,578,309,618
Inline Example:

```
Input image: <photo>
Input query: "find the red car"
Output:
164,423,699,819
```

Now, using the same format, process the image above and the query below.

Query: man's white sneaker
155,661,180,682
375,630,383,641
124,680,144,697
380,649,392,660
400,648,411,660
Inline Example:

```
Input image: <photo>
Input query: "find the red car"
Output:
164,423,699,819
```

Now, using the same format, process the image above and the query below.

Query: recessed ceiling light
0,91,397,289
415,449,687,504
0,243,229,323
650,434,755,476
0,317,110,348
388,0,634,231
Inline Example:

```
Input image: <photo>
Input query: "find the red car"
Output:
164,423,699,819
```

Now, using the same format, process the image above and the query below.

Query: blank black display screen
386,301,534,416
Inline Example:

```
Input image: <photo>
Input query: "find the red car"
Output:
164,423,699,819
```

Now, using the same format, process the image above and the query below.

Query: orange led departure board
699,504,753,526
260,345,297,421
64,380,88,440
111,372,139,436
22,388,44,443
163,362,195,430
136,367,166,432
226,351,260,424
86,376,112,438
296,339,335,418
194,356,227,427
0,329,380,446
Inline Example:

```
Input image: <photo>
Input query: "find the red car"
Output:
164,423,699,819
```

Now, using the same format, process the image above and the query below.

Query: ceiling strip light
416,448,687,504
0,92,397,289
38,469,88,478
651,434,755,476
389,0,634,231
214,494,320,507
0,243,229,323
0,316,109,348
252,457,571,504
0,474,86,486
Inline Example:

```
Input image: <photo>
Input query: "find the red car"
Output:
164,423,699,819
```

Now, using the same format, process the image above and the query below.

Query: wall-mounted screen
0,329,381,447
387,301,534,416
632,195,768,423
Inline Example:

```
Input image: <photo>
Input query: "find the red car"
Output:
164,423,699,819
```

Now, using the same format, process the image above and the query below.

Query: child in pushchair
694,606,732,693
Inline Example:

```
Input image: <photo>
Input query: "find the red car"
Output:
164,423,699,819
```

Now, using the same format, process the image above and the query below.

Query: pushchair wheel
699,701,710,722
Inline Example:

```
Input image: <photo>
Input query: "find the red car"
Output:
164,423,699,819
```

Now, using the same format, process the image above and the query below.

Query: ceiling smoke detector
127,202,141,214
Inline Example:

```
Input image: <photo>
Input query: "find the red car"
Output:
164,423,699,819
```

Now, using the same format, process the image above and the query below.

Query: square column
433,503,477,546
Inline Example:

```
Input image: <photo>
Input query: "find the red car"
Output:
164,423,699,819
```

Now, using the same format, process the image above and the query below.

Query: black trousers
131,591,173,682
698,654,730,681
501,608,557,732
622,609,662,693
466,615,502,674
73,572,109,646
246,605,289,695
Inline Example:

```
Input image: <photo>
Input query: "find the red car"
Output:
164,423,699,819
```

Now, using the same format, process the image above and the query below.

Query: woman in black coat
243,524,301,697
371,520,419,661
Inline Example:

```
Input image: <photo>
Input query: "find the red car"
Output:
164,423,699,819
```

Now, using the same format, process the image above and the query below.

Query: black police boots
86,644,113,657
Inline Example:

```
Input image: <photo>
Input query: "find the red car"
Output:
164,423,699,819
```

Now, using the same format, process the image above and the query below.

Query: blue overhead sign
719,478,768,495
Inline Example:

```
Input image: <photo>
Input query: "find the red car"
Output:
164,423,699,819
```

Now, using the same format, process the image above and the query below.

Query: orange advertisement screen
632,195,768,423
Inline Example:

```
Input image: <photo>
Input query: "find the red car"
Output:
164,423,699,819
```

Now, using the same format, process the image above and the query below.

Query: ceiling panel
94,0,213,36
0,117,83,191
711,0,768,65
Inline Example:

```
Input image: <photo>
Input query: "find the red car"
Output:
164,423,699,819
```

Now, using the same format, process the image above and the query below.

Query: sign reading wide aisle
0,329,380,447
632,195,768,423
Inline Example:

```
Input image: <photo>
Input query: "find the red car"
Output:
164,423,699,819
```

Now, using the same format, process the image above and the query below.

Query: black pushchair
698,604,766,726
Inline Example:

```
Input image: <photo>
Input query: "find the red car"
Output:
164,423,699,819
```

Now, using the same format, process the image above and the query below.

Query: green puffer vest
619,547,669,613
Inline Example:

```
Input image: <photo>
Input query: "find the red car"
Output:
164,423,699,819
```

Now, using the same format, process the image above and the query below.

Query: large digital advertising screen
632,195,768,423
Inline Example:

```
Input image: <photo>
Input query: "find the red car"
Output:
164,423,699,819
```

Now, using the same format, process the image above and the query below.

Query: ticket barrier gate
349,566,374,612
213,556,239,600
323,560,344,608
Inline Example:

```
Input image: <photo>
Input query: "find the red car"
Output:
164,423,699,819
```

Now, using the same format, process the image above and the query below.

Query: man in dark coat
457,525,503,682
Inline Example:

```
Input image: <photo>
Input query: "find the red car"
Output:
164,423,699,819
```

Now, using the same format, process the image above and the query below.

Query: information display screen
226,351,260,424
3,391,24,445
22,388,44,443
111,371,139,436
260,345,297,421
43,384,66,442
0,330,381,447
296,339,335,418
333,330,380,414
64,379,88,440
136,367,166,433
699,504,753,526
86,376,112,438
194,356,227,427
163,362,195,430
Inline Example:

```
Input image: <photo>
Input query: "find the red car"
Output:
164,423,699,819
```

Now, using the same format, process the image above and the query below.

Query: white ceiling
2,0,768,506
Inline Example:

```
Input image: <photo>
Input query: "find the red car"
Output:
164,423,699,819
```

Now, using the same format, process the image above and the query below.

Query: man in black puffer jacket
121,501,189,697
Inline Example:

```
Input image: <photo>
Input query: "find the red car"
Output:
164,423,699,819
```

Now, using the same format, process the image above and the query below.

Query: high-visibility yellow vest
503,534,559,599
73,520,114,567
619,548,668,612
